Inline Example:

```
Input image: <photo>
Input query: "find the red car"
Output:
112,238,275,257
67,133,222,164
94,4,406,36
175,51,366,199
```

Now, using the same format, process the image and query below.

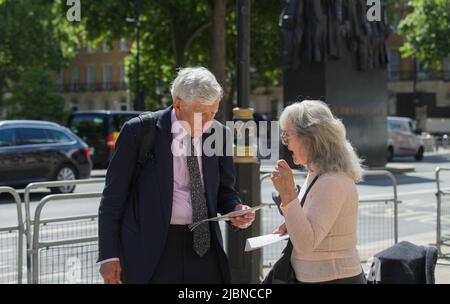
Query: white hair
170,67,223,105
280,100,364,183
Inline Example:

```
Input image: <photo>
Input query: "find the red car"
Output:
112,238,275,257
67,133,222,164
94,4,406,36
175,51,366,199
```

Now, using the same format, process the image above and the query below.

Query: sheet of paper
188,204,268,231
244,233,289,252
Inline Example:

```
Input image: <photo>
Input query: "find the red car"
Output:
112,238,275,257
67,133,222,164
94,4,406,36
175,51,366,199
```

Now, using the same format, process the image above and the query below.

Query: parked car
0,120,92,193
387,116,424,162
67,111,141,168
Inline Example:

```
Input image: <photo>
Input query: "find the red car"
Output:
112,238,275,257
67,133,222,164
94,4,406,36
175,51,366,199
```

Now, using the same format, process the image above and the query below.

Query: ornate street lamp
126,0,145,111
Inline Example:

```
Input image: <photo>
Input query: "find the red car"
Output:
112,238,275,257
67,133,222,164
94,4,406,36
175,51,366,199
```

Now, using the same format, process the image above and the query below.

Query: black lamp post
226,0,261,284
126,0,145,111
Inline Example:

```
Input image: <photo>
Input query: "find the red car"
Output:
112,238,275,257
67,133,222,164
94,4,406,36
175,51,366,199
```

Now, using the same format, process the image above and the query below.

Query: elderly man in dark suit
98,67,255,284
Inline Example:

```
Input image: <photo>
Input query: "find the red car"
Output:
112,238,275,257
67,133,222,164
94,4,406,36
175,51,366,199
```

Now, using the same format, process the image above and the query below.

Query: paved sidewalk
435,262,450,284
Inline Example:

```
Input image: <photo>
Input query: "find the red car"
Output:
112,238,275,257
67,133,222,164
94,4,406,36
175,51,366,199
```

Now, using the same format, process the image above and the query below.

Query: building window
103,64,112,90
416,61,429,81
70,67,79,90
119,64,126,89
120,38,128,52
104,100,110,110
86,65,96,91
444,57,450,81
87,42,96,54
70,97,79,112
120,96,127,110
103,40,111,53
388,50,400,81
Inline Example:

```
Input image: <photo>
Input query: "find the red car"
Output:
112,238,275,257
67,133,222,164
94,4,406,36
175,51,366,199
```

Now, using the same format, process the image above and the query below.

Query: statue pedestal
282,47,388,167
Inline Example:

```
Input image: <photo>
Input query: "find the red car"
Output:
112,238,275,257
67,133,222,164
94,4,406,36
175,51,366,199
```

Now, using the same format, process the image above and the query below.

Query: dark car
0,120,92,193
67,111,141,168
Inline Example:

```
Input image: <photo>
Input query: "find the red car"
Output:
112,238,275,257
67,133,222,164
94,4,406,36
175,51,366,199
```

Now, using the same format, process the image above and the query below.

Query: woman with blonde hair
271,99,366,284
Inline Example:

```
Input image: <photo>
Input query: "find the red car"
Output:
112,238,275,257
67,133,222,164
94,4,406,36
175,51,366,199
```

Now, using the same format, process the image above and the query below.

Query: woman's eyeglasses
281,130,294,145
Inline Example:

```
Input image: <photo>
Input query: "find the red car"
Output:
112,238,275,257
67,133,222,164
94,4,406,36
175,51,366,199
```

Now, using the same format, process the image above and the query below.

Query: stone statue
279,0,305,70
280,0,390,71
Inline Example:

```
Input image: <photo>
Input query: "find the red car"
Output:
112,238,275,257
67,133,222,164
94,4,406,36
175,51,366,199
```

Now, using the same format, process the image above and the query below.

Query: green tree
398,0,450,69
5,68,67,122
79,0,282,120
0,0,78,111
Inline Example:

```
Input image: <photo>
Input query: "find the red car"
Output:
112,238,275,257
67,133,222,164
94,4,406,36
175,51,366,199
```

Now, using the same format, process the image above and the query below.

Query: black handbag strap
300,174,320,207
282,174,320,283
285,175,319,247
261,174,321,284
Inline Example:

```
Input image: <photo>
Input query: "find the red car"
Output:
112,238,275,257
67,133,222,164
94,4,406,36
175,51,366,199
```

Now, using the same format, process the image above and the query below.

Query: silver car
387,116,424,162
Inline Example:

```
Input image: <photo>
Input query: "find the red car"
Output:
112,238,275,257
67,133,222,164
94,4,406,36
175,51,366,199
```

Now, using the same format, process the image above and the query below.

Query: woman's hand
272,223,287,235
271,160,297,206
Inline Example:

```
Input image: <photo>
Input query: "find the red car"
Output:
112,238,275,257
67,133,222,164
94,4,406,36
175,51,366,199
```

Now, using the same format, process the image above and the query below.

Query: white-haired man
98,67,255,284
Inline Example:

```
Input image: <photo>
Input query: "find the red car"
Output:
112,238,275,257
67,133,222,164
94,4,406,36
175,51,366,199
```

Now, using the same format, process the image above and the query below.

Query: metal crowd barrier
0,187,24,284
259,170,307,275
357,170,399,263
5,168,402,283
435,167,450,259
23,178,105,283
258,169,399,277
30,192,102,284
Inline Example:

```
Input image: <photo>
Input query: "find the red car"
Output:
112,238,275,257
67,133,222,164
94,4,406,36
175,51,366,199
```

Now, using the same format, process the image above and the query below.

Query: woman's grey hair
170,67,223,105
280,100,364,182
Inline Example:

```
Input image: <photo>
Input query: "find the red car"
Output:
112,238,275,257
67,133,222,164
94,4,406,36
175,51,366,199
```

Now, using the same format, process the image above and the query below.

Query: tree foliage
0,0,78,119
79,0,282,118
5,68,67,122
398,0,450,69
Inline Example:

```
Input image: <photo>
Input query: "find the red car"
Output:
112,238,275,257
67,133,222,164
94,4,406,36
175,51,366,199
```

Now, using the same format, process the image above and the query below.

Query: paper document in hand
188,204,268,231
245,233,289,252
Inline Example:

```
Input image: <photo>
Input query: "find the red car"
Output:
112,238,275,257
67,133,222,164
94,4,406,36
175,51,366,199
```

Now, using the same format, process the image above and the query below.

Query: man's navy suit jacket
98,107,242,283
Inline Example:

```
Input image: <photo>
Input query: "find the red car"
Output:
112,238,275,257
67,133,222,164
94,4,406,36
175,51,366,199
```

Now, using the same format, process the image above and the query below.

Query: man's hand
229,204,256,229
100,260,122,284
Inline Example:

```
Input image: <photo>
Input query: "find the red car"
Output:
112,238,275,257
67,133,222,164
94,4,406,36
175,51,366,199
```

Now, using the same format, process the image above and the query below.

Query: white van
387,116,424,162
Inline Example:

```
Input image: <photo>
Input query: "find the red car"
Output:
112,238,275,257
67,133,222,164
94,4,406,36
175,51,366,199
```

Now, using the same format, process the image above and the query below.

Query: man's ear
173,98,183,116
173,98,181,110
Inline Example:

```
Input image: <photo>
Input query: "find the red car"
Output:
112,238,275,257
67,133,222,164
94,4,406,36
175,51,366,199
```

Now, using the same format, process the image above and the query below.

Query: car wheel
51,165,77,194
415,147,424,161
387,146,394,162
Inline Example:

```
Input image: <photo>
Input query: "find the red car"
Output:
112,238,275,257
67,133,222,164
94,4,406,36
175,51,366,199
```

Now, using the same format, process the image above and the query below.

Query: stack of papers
188,204,267,231
244,233,289,252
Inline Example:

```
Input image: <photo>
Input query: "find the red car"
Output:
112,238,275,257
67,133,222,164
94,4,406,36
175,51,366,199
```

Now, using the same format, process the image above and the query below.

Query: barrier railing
30,192,102,284
3,168,401,283
23,178,105,283
435,167,450,259
357,170,399,263
258,169,399,278
259,170,306,275
0,187,24,284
